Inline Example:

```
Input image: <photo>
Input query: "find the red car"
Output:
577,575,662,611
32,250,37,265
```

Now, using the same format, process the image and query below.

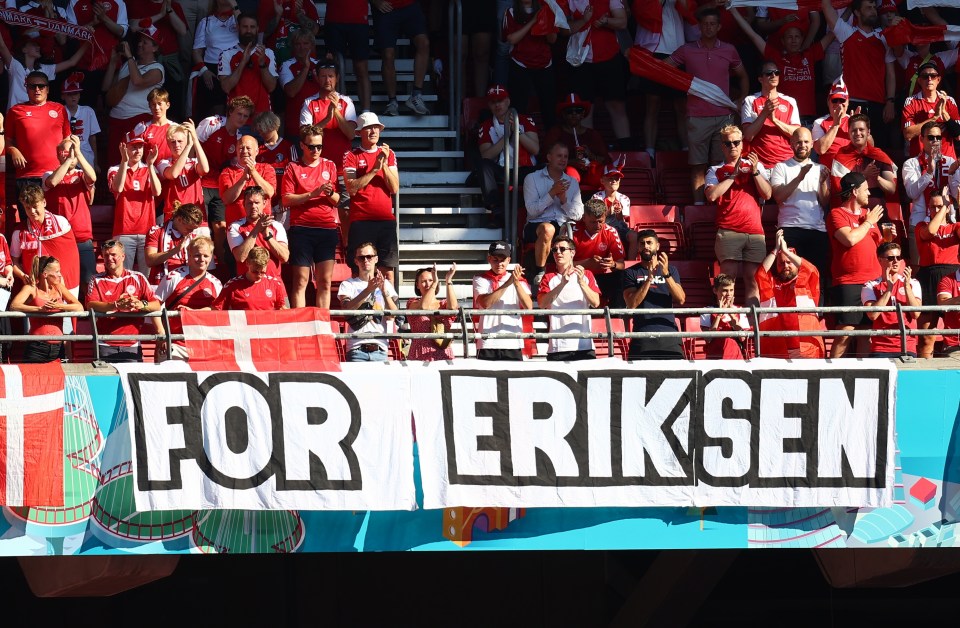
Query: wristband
662,273,672,279
264,232,273,241
886,97,895,103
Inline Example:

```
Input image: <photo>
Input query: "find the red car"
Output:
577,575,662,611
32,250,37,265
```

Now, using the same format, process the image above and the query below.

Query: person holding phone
337,242,398,362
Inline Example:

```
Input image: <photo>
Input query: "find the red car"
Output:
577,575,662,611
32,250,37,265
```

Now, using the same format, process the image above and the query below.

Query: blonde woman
10,255,83,362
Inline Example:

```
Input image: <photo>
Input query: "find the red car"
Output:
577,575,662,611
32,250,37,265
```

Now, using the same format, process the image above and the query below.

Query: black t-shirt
622,263,683,356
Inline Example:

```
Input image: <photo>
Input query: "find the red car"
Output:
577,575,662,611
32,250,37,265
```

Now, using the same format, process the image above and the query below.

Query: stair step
375,115,449,128
399,186,481,196
399,262,490,274
399,206,486,215
401,171,471,185
380,129,456,138
344,59,415,73
394,151,463,159
362,94,439,103
366,73,432,84
400,227,502,243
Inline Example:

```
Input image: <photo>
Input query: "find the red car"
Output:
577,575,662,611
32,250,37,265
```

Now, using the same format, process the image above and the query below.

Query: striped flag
883,20,960,47
531,0,569,35
628,46,736,111
181,308,342,372
0,364,65,507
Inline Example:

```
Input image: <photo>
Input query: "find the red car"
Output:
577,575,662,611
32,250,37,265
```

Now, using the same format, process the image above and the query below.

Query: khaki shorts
687,115,733,165
715,229,766,263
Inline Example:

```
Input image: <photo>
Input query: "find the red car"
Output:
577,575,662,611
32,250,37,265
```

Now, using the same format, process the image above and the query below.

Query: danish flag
882,20,960,47
629,47,737,111
0,364,65,507
180,308,341,372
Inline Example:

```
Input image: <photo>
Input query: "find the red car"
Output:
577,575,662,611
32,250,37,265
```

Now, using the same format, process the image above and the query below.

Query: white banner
116,363,417,512
411,359,897,509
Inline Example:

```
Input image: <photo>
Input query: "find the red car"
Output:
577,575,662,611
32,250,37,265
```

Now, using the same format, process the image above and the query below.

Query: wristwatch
662,272,672,279
264,232,273,241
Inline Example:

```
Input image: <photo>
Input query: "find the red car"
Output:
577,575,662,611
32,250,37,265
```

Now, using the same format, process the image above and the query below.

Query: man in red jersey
862,241,921,357
937,259,960,356
11,184,81,297
812,80,856,171
299,61,357,173
156,120,209,221
213,246,287,310
344,112,399,285
902,61,960,160
282,124,341,309
915,190,960,358
279,29,323,141
755,229,825,359
228,186,289,277
571,198,625,308
219,134,277,226
197,95,253,266
475,84,539,225
740,61,801,169
704,124,773,305
43,135,96,294
6,71,70,216
252,111,297,218
826,172,892,358
830,114,898,201
86,239,161,362
153,236,222,361
903,120,958,258
821,0,898,148
218,13,278,114
145,203,211,286
108,132,162,275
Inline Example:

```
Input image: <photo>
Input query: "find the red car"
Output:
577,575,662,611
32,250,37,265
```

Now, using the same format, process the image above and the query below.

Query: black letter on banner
271,373,362,491
129,372,201,491
613,370,697,487
696,371,758,487
196,373,276,489
442,370,582,486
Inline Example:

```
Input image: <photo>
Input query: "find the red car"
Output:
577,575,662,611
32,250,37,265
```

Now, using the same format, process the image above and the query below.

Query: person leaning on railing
10,256,83,363
405,264,458,362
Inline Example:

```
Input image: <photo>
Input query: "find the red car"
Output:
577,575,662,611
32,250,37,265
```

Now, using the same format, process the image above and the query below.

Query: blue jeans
346,346,387,362
116,234,147,275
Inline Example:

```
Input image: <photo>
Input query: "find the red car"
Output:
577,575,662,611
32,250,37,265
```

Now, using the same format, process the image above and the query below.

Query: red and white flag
727,0,851,9
628,46,736,111
883,20,960,47
181,308,341,372
0,364,64,507
531,0,569,36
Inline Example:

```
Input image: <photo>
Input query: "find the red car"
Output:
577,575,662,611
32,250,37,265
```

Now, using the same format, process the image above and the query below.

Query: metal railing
448,0,463,149
6,302,960,363
502,107,522,247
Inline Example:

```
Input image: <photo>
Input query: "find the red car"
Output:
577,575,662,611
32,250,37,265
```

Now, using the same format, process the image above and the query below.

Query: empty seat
681,205,718,261
591,316,628,359
670,260,713,308
656,150,695,205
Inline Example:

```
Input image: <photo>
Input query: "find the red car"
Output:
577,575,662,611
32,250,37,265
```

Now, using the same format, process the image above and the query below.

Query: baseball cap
125,131,146,145
486,84,510,101
138,19,164,47
918,60,941,74
828,80,849,101
877,0,897,13
602,163,624,178
839,172,867,196
356,111,385,132
488,241,512,257
62,71,84,94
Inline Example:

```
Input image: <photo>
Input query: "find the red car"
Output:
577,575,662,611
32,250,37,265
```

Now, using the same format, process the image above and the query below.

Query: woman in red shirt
108,133,163,274
281,124,341,309
10,255,83,363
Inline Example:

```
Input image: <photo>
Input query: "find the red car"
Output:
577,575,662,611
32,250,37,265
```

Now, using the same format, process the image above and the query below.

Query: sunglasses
830,98,846,104
304,143,323,151
761,69,781,77
26,83,48,90
356,254,377,261
926,135,943,142
884,255,902,261
920,73,940,79
551,246,572,253
722,140,742,147
564,107,585,115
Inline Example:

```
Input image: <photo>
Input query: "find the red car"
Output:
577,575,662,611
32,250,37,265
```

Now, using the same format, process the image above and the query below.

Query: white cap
356,111,385,132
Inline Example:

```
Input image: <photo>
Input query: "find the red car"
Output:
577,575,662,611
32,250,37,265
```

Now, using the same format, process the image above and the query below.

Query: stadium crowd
0,0,957,363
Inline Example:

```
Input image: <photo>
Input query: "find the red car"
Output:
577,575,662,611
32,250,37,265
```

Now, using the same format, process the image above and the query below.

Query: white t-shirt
193,15,239,65
337,276,398,353
110,62,164,120
769,158,827,231
540,271,597,354
472,271,531,351
65,104,101,166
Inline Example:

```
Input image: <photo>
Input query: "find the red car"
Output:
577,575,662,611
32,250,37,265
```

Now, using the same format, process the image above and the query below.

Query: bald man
769,127,832,299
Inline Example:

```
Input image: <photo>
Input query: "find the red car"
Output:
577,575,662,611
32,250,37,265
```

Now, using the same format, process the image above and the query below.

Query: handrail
449,0,463,148
1,303,957,360
502,107,514,238
509,108,521,247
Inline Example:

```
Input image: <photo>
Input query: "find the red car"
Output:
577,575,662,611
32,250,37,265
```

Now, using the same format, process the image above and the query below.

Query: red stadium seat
670,260,713,308
681,205,718,261
591,316,628,359
656,150,695,205
619,166,659,204
681,315,707,360
612,150,652,170
632,221,686,259
628,204,679,225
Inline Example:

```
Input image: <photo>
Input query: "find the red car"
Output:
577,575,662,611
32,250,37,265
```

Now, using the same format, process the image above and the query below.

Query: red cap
556,93,592,118
485,84,510,101
61,71,84,94
828,78,849,101
603,164,624,179
878,0,898,13
125,131,146,145
138,19,164,47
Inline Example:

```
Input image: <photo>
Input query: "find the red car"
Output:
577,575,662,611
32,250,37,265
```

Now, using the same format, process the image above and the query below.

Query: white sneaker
383,100,399,116
405,94,429,115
